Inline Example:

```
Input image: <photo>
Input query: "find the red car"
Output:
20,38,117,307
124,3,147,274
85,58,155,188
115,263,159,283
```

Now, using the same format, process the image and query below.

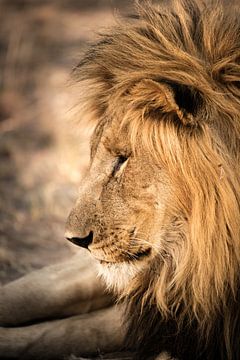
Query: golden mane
73,0,240,358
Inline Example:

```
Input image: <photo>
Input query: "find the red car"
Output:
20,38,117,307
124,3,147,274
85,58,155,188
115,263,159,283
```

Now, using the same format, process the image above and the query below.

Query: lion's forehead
91,120,132,158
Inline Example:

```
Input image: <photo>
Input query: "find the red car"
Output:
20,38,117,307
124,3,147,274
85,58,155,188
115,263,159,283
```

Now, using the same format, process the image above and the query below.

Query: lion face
65,118,172,291
65,1,240,358
65,1,240,344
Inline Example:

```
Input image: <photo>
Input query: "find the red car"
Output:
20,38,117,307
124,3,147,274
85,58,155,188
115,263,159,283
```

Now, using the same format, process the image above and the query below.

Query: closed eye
112,155,128,176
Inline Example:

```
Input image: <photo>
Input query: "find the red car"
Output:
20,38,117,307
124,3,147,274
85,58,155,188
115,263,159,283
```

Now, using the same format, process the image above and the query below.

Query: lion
0,0,240,359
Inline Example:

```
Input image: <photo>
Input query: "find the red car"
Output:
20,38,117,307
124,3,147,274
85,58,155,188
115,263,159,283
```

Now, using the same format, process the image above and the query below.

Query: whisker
110,242,138,259
130,237,160,253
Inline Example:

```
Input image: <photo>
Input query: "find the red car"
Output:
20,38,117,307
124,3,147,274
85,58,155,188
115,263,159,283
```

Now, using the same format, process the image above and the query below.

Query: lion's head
66,0,240,358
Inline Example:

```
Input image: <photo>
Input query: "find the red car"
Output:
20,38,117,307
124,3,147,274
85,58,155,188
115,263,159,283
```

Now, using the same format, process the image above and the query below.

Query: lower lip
98,258,116,264
99,260,110,264
97,248,152,264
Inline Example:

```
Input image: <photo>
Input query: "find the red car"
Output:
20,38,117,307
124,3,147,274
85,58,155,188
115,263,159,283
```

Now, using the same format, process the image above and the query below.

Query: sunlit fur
73,0,240,359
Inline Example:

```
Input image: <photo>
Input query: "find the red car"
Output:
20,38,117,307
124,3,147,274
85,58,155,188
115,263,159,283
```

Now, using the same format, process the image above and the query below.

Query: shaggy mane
73,0,240,359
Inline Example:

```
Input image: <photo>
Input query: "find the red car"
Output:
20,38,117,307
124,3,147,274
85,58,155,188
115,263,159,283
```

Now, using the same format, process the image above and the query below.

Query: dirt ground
0,0,130,285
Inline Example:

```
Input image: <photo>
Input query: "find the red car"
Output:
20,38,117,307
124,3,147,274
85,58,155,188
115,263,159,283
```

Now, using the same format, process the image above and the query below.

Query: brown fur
69,0,240,359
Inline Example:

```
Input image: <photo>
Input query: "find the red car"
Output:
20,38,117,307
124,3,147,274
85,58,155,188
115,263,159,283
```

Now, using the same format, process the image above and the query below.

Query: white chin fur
96,261,143,293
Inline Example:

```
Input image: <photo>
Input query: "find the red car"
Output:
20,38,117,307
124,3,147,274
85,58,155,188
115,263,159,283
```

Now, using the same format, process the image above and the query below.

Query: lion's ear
129,79,200,126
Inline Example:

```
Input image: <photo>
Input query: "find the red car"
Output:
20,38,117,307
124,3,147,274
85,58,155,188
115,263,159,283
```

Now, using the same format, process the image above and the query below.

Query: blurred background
0,0,130,284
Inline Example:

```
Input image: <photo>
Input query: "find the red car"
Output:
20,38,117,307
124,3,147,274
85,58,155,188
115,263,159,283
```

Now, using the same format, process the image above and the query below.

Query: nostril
66,231,93,249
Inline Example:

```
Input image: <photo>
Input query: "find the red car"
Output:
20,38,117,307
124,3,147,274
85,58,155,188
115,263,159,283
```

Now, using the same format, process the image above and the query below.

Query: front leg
0,251,112,326
0,306,125,359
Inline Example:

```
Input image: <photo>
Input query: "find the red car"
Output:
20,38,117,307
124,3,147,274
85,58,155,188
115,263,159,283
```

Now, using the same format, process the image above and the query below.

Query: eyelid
112,155,129,176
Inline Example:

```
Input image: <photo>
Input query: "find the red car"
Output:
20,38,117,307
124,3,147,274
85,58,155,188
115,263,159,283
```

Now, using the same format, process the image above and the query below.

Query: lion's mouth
132,247,152,260
98,247,152,264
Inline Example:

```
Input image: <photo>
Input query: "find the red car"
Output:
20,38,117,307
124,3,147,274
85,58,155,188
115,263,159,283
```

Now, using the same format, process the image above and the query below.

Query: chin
96,260,144,294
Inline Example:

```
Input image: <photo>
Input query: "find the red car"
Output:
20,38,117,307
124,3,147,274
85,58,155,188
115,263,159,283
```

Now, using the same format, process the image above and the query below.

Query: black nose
66,231,93,249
